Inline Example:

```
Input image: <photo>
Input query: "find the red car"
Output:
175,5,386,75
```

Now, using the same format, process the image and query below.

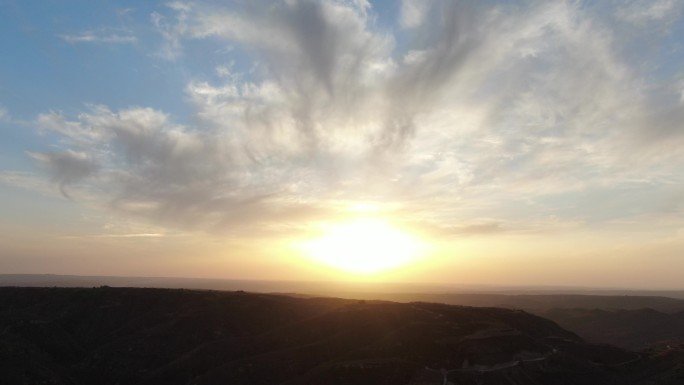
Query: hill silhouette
1,287,683,384
334,292,684,313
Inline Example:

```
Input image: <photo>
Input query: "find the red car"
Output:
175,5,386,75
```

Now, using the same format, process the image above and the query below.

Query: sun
300,218,425,275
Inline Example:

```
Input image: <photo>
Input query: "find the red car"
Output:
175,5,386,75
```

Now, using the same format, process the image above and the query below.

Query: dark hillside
0,287,683,385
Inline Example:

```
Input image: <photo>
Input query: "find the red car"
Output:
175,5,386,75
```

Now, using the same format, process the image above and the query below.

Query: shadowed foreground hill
1,287,683,385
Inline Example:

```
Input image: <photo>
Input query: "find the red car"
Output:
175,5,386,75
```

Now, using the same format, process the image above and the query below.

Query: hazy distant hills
1,287,683,385
3,274,684,300
354,293,684,351
344,292,684,313
541,308,684,350
353,293,684,350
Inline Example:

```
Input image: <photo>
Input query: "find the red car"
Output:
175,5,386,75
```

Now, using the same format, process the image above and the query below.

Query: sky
1,0,684,289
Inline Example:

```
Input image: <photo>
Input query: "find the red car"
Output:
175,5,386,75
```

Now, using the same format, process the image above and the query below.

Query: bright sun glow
301,218,425,274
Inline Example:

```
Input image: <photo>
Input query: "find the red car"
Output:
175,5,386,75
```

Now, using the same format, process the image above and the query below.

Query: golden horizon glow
299,218,426,275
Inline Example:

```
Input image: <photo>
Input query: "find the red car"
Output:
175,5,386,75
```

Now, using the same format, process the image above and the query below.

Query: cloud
616,0,682,24
29,150,99,199
399,0,429,29
0,171,55,195
60,31,137,44
22,0,684,237
32,105,327,231
116,8,135,17
437,223,507,237
0,106,8,122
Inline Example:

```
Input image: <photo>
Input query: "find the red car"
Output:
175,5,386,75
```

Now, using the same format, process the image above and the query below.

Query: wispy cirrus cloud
60,31,137,44
616,0,682,25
